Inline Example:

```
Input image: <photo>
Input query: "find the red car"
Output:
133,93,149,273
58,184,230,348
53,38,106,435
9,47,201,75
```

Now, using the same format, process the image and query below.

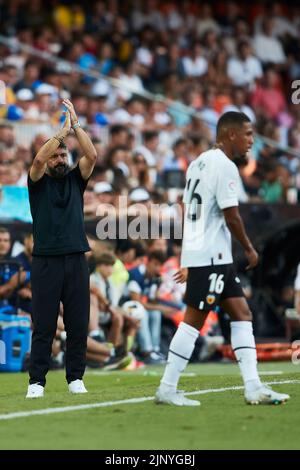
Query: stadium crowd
1,0,300,370
0,0,300,204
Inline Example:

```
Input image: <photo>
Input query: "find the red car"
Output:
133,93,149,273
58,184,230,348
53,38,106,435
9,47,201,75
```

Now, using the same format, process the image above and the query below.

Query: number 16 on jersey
182,178,205,251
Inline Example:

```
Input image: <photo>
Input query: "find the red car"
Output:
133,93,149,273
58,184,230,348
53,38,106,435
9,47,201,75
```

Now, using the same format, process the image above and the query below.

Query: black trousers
29,253,90,386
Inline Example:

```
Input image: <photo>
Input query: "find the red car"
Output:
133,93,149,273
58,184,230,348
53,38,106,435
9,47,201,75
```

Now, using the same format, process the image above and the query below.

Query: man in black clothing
26,99,97,398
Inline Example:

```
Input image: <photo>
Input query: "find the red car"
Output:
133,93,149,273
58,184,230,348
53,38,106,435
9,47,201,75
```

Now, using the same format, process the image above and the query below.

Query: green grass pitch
0,362,299,450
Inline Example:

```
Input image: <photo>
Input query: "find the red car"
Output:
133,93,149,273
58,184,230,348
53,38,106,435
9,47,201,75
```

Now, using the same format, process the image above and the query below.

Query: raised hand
62,99,78,126
61,110,71,136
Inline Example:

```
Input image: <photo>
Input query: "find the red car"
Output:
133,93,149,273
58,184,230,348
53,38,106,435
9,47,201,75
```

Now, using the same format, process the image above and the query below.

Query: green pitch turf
0,362,299,450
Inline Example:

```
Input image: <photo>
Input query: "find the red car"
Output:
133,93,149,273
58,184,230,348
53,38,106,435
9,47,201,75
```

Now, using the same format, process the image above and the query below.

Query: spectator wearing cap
128,187,151,205
34,83,58,122
126,187,153,221
15,88,39,121
94,181,115,205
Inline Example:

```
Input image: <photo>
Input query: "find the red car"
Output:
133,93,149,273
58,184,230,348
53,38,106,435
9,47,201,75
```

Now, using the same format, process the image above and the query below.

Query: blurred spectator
0,123,15,148
182,41,208,78
12,232,33,314
259,161,285,203
13,60,41,93
251,68,286,120
128,250,177,363
223,87,256,123
227,40,263,88
89,251,139,356
0,227,27,314
0,226,11,261
253,17,286,65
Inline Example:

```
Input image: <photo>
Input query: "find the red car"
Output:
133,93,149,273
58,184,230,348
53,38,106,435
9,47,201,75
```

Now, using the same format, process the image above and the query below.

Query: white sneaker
245,385,290,405
68,379,88,394
26,383,44,398
155,388,200,406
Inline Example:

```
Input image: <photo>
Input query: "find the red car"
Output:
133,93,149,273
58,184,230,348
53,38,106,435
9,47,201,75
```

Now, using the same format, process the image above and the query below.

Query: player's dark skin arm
223,206,259,270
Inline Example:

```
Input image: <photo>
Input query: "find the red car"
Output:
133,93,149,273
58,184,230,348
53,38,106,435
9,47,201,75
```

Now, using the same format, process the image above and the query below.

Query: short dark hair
45,138,67,150
0,227,10,236
22,232,33,241
216,112,250,137
148,250,166,264
116,239,136,254
173,138,187,150
0,123,13,131
94,252,116,266
134,241,147,258
143,130,158,142
110,125,128,137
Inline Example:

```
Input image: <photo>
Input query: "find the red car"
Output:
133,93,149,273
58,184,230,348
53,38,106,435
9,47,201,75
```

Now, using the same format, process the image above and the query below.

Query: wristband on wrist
72,121,81,130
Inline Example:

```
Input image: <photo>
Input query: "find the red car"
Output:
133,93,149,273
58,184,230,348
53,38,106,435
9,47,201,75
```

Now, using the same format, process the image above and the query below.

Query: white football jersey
181,148,239,268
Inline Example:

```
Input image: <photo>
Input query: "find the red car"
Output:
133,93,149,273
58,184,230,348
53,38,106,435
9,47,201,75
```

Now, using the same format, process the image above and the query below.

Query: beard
48,163,69,178
233,154,248,168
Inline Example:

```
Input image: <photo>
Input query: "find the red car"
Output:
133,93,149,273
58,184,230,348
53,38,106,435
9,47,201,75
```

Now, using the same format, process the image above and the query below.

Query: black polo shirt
28,165,90,256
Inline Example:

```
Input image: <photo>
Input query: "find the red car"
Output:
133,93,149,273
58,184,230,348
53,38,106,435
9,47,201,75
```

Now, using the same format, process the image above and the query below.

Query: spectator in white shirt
227,40,263,88
182,42,208,78
253,18,286,65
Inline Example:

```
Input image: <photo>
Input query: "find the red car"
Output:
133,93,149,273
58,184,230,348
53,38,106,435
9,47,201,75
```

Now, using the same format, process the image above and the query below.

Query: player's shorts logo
206,294,216,305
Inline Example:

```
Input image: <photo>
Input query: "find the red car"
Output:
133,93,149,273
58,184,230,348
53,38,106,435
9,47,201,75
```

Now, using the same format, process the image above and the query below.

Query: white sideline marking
0,380,298,422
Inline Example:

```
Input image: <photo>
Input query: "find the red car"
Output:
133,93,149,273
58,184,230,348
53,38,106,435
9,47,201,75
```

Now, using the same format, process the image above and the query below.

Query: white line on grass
0,379,298,422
